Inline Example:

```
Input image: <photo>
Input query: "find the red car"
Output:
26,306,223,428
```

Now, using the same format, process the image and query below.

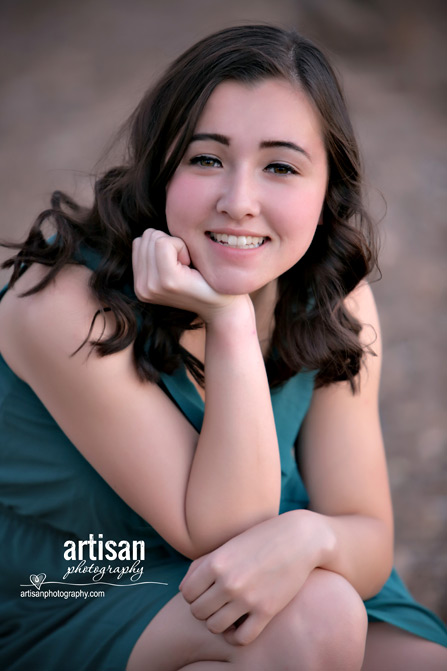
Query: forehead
194,78,324,146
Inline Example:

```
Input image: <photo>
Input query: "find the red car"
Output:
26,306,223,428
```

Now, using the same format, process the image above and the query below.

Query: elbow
182,505,280,560
166,534,212,561
150,494,280,561
374,552,394,597
173,532,231,561
166,522,233,561
361,562,393,601
375,523,394,591
360,526,394,600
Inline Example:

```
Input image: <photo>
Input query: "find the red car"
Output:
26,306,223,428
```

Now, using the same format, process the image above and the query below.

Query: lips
207,231,267,249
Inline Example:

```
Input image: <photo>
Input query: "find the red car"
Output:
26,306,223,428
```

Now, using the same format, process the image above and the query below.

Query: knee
255,568,367,670
235,569,367,670
231,569,367,671
298,568,367,670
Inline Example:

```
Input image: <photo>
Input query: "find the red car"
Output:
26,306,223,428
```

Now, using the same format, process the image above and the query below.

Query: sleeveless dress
0,279,446,671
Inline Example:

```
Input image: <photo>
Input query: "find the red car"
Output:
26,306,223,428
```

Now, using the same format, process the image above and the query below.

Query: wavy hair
2,25,379,391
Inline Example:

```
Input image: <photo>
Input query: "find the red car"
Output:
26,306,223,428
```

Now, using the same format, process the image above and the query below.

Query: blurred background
1,0,446,621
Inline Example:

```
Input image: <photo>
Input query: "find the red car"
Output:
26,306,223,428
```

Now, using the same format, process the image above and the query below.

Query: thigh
363,622,447,671
127,568,367,671
126,592,236,671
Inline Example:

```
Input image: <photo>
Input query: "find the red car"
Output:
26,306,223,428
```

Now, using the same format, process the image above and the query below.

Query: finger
141,228,190,269
180,558,215,603
131,237,141,277
167,235,191,267
133,229,166,300
223,612,268,646
188,583,229,622
205,602,249,636
179,554,208,590
132,233,154,301
153,235,190,280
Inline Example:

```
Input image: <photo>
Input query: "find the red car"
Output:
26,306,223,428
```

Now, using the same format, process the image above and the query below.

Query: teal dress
0,284,446,671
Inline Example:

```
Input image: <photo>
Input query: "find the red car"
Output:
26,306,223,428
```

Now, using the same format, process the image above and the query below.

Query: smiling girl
0,25,446,671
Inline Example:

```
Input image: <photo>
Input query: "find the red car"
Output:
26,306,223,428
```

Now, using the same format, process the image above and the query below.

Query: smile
208,232,267,249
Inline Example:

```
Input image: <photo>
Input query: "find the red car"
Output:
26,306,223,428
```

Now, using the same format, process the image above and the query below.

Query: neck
180,280,278,364
250,279,278,355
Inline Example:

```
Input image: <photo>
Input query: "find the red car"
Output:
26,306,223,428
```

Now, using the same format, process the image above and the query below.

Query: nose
216,168,261,221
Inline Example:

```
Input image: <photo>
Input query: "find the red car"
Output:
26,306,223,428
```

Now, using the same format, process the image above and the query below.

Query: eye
265,162,298,176
189,155,222,168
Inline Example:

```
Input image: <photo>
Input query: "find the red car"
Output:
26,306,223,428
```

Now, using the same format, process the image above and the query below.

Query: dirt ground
1,0,446,622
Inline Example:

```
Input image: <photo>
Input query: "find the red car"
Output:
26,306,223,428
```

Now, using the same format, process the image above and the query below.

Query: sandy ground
1,0,446,622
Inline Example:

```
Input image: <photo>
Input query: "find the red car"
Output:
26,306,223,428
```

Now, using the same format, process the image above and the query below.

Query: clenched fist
132,229,251,324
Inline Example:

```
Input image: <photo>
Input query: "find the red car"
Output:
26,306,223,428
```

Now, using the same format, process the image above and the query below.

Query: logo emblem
30,573,46,590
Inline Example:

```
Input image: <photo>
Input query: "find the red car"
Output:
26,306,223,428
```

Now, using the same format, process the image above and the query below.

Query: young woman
0,25,445,671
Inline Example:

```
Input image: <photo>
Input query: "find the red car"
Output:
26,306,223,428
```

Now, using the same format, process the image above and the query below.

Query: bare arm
185,303,281,551
0,232,280,559
177,282,393,646
298,281,394,598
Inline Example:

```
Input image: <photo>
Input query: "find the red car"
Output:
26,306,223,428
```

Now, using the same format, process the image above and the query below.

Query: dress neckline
159,364,205,433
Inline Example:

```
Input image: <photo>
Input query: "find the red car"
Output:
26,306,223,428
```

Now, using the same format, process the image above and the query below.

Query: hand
132,229,248,323
179,511,321,646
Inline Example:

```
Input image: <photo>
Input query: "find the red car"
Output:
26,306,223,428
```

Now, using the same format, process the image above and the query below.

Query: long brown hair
2,25,379,391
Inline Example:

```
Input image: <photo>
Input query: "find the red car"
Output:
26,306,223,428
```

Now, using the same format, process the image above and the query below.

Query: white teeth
209,232,266,249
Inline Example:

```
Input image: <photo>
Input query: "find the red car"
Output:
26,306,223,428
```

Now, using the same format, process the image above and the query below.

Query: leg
362,622,447,671
126,568,367,671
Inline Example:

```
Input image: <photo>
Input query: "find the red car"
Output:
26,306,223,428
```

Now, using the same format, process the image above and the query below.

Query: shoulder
0,263,110,380
302,281,383,441
313,281,382,401
344,280,382,357
0,263,203,558
299,282,392,520
344,281,383,394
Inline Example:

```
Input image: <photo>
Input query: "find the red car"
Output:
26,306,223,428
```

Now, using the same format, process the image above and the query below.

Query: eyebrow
190,133,311,161
260,140,311,161
190,133,229,146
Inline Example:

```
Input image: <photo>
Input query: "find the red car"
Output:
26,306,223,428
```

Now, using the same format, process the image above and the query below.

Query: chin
204,272,261,296
209,281,251,296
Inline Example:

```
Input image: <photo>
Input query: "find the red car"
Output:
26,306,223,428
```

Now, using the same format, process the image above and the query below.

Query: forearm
185,300,281,553
292,509,394,600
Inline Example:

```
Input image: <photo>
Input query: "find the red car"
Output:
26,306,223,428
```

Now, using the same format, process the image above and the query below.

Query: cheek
276,191,325,262
165,175,210,236
279,190,324,237
165,179,187,236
